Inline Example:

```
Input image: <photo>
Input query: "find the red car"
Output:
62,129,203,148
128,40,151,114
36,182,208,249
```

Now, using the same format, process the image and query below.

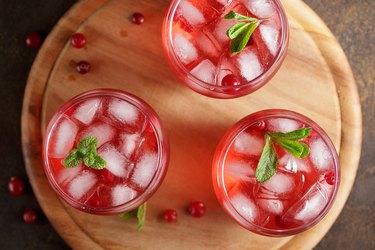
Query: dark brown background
0,0,373,249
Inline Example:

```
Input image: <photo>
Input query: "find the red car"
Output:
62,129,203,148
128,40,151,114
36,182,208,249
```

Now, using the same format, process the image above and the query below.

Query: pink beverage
162,0,288,98
212,110,340,236
43,89,169,215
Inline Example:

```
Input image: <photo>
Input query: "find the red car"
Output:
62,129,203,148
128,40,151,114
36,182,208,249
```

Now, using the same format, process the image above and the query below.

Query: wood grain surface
21,0,361,249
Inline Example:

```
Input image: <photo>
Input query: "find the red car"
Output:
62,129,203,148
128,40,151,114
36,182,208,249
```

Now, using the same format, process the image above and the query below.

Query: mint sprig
119,203,147,231
63,136,107,169
224,10,265,56
256,128,312,184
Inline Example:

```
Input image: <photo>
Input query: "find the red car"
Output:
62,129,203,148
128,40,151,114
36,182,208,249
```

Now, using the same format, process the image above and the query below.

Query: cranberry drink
163,0,288,98
212,110,339,236
43,89,169,215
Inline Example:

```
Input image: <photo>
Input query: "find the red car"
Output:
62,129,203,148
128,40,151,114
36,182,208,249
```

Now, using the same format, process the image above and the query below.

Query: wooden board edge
21,0,108,249
279,1,363,249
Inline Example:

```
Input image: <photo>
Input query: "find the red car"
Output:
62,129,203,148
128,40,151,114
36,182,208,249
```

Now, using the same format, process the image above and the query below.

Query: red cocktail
212,110,340,236
163,0,289,98
43,89,169,215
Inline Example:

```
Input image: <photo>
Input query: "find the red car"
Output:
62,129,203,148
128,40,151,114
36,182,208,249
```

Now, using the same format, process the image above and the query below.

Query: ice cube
49,117,79,158
190,59,216,84
233,132,264,156
214,18,236,44
242,0,275,18
267,118,300,133
230,193,257,222
112,185,137,206
194,32,221,60
68,171,97,200
58,166,82,185
279,153,310,173
236,48,263,81
108,99,140,125
72,98,101,125
99,145,133,178
259,25,279,56
173,33,199,64
131,153,158,188
119,133,144,158
225,160,255,182
177,0,206,28
258,199,283,215
282,182,329,223
261,173,295,195
80,122,115,147
310,138,332,171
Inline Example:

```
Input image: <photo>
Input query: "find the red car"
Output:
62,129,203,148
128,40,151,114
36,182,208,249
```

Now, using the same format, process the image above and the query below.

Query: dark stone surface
0,0,373,249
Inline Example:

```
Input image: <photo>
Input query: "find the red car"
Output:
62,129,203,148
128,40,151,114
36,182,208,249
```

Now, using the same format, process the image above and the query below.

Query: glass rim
162,0,289,92
212,109,340,236
42,88,169,215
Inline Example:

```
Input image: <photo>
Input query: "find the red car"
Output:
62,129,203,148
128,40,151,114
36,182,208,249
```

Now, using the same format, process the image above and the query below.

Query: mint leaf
63,149,82,167
300,142,310,158
137,203,147,231
270,128,311,140
227,22,251,39
63,136,107,169
118,203,147,231
224,10,257,22
276,139,306,158
256,135,278,184
230,21,259,56
91,155,107,169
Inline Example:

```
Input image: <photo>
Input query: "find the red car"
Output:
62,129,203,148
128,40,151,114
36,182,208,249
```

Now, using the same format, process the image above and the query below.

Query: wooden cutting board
21,0,362,249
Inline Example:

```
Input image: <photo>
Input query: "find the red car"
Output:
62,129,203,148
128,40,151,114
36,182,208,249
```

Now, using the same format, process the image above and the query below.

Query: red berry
253,120,266,131
132,13,144,25
26,32,42,48
163,209,178,223
23,210,37,224
188,201,206,218
8,176,25,196
76,61,90,74
71,33,86,48
221,74,240,87
324,172,335,185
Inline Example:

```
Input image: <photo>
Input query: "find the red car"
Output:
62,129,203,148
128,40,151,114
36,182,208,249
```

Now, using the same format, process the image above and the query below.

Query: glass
212,109,340,236
162,0,289,98
42,89,169,215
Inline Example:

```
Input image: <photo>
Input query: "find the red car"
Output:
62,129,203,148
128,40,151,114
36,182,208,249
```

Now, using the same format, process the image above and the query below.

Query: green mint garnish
256,128,312,184
63,136,107,169
224,10,266,56
119,203,147,231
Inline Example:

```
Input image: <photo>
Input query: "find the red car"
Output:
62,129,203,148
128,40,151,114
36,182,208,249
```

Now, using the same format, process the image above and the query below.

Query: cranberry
163,209,178,223
23,209,37,224
221,74,240,87
132,13,144,25
324,172,335,185
76,61,90,74
8,176,25,196
253,121,266,131
26,32,42,48
71,33,86,48
188,201,206,218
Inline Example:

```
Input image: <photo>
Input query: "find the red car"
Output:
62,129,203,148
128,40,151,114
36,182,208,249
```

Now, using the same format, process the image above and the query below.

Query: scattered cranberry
253,121,266,131
221,74,240,87
76,61,90,74
71,33,86,48
324,172,335,185
132,13,144,25
163,209,178,223
26,32,42,48
188,201,206,218
8,176,25,196
23,209,37,224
